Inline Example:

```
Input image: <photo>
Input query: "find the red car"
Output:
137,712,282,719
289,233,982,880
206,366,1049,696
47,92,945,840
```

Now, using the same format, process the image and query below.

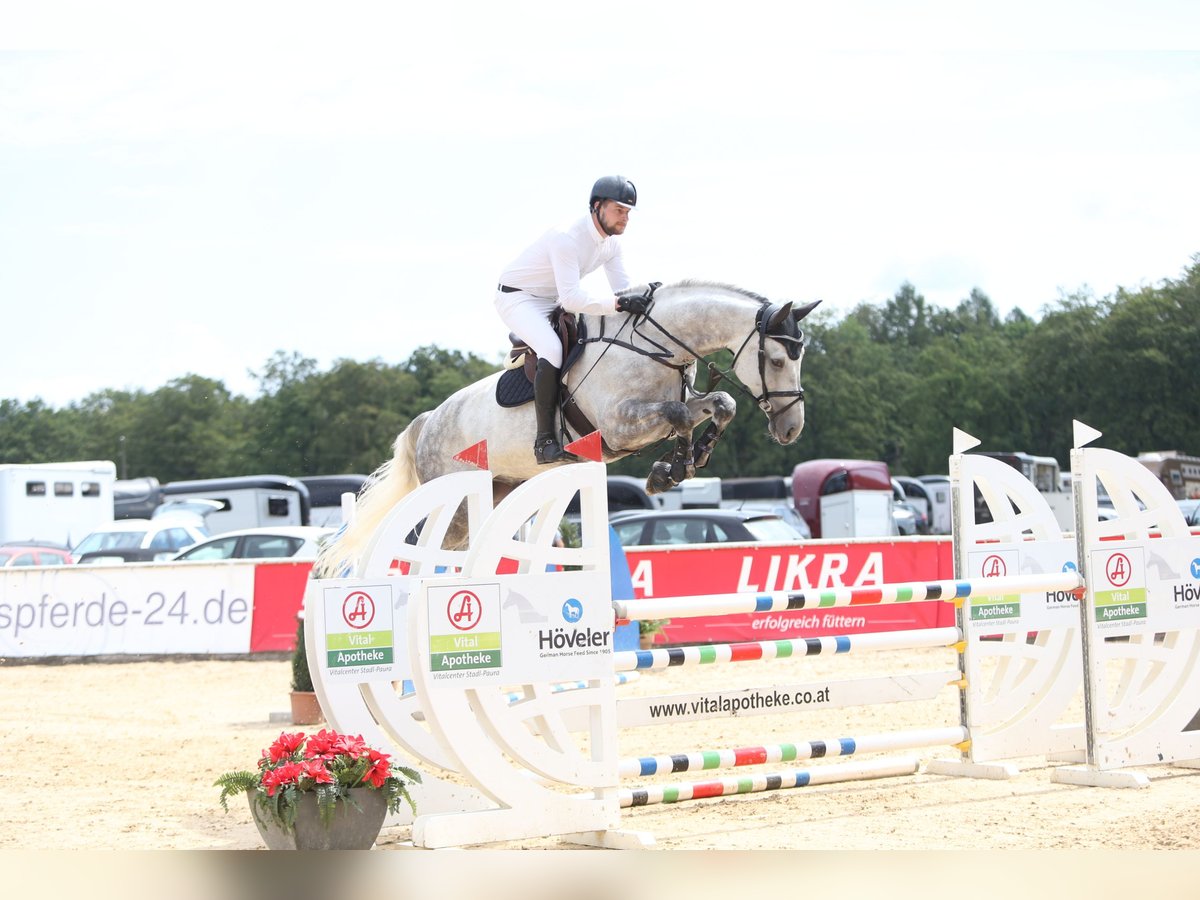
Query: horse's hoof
645,461,673,494
670,458,696,484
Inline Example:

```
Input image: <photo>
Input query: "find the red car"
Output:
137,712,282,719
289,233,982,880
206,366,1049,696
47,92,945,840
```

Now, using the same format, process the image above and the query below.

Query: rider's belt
497,284,521,293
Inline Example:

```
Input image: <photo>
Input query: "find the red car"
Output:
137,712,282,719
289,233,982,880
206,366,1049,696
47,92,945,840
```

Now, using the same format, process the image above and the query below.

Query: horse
315,280,819,575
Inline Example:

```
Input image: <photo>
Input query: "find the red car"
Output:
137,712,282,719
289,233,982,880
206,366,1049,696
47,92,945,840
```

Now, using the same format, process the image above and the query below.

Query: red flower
300,759,334,784
362,748,391,788
335,733,368,760
304,729,339,761
267,731,306,763
261,762,303,796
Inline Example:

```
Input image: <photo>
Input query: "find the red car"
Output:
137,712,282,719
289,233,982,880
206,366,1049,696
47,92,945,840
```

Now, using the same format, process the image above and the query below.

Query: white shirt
498,214,631,315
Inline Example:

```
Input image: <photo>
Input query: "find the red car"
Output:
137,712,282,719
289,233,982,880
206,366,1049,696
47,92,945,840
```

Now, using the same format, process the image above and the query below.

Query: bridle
577,295,808,417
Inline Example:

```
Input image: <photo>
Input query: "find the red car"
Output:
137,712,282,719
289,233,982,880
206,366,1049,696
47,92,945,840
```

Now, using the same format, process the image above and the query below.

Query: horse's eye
770,357,785,370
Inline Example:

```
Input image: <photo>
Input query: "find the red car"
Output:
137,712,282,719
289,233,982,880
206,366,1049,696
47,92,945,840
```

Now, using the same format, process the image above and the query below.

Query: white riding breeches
495,289,563,369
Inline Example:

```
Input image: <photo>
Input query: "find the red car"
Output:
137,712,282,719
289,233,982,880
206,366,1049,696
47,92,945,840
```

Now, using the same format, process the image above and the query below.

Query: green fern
214,771,259,812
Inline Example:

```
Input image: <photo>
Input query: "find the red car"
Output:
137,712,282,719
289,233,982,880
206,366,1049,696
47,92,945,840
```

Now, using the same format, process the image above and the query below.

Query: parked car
892,503,920,536
893,476,933,531
720,501,813,539
171,526,335,561
73,515,210,564
608,509,806,547
0,541,73,566
891,479,928,535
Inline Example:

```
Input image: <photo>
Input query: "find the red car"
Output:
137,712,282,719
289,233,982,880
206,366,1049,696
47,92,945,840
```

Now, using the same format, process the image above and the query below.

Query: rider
495,175,655,464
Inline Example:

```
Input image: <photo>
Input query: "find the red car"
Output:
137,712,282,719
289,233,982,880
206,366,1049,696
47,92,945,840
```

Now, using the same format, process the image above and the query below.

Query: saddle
495,309,598,442
503,307,580,387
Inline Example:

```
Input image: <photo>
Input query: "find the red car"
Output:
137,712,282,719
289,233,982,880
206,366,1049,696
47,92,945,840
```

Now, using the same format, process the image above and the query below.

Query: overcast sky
3,2,1198,407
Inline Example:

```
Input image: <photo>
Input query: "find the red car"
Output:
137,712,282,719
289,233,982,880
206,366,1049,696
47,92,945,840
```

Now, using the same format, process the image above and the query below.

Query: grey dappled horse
316,280,819,575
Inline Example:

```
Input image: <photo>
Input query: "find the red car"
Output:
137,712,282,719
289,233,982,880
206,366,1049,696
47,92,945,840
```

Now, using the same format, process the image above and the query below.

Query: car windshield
178,536,240,561
74,531,147,554
743,517,803,542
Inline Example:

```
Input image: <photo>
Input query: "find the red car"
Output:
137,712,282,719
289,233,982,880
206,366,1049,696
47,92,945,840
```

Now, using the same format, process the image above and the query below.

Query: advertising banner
622,537,954,643
0,562,255,657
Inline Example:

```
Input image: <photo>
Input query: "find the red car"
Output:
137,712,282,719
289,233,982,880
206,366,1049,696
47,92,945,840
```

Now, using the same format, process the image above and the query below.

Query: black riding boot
533,359,567,465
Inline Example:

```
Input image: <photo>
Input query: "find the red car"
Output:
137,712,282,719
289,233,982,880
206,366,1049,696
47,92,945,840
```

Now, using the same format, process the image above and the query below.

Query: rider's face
594,200,631,236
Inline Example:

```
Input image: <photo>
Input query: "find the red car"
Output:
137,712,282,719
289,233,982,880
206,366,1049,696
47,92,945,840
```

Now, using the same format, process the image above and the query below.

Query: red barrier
250,562,314,651
623,537,954,643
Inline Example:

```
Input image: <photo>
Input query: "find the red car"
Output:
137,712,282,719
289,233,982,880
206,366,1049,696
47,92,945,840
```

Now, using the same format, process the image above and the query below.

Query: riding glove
616,282,662,316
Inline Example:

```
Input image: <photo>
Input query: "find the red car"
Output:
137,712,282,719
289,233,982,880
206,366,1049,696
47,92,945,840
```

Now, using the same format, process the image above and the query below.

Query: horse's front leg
610,392,738,495
647,391,738,491
648,430,696,494
689,391,736,470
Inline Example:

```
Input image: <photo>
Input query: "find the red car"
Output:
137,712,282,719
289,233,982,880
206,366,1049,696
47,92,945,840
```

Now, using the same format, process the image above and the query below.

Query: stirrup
534,434,567,465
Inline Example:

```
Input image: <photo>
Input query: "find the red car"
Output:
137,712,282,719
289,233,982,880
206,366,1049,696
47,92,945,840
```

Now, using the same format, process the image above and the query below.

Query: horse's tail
314,414,427,578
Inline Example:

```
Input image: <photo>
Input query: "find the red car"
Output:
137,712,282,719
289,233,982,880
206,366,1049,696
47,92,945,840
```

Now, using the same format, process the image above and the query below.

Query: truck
791,459,894,539
0,460,117,547
1137,451,1200,500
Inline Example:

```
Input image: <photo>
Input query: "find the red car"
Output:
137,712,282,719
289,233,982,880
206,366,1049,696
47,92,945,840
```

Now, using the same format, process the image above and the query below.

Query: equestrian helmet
590,175,637,210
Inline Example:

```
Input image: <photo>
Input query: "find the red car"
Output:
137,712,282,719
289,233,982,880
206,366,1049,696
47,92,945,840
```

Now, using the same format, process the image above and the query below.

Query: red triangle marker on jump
453,440,489,470
565,430,603,462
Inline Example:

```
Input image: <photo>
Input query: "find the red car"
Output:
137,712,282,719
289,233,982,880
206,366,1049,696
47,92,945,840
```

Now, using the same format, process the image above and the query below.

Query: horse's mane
668,279,771,305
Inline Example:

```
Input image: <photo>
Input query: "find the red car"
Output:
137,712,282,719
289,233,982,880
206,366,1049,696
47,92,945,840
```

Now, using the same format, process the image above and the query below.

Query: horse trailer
0,460,116,547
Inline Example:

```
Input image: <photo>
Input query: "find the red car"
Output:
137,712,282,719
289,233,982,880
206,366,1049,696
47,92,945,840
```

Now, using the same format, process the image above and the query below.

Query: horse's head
732,298,821,445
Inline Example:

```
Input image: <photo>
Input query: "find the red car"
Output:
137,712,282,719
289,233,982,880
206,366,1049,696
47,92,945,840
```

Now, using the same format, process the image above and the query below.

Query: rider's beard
600,211,627,236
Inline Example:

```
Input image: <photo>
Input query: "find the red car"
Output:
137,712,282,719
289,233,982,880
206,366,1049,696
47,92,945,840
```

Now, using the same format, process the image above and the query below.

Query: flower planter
289,690,324,726
247,787,387,850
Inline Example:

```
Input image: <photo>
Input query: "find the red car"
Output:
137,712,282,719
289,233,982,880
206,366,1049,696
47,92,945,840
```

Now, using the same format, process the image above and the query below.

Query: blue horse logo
561,598,584,623
1190,558,1200,580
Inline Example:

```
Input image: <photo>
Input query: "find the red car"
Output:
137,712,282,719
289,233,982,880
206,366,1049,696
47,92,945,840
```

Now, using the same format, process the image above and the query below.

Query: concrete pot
247,787,387,850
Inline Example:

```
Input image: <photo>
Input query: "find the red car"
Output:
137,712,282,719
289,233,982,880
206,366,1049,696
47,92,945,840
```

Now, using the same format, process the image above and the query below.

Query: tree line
2,257,1198,484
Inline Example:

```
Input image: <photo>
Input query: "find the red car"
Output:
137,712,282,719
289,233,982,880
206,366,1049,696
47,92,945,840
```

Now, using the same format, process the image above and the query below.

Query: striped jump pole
612,571,1084,622
613,626,962,673
620,756,921,808
619,725,969,778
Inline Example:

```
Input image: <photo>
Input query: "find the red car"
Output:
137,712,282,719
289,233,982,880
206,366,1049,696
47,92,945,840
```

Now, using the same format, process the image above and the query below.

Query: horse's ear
766,301,794,332
792,299,822,323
